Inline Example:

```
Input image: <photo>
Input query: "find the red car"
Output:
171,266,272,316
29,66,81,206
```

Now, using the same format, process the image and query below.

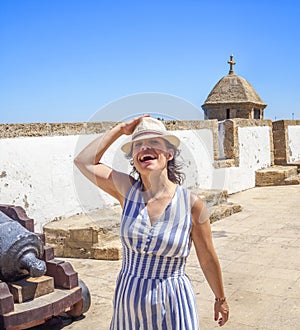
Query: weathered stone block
69,227,98,244
284,174,300,185
92,245,122,260
274,149,287,158
214,159,236,168
63,246,93,259
256,166,298,186
272,130,285,141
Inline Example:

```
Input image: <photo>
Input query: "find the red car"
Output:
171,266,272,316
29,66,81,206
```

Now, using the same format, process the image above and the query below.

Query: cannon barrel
0,211,46,281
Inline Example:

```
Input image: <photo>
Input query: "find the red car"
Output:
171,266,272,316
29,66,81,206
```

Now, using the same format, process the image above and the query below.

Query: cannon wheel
79,279,91,314
67,279,91,318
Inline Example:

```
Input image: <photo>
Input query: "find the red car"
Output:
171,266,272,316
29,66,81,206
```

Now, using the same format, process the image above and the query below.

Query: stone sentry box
0,205,90,330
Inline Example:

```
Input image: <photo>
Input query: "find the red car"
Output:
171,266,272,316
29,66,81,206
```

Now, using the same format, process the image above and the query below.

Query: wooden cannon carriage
0,205,90,330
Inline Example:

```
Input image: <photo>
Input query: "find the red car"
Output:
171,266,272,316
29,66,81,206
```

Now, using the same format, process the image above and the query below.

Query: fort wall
0,119,299,231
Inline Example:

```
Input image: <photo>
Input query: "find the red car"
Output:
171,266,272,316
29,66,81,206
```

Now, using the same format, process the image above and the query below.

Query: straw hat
121,117,180,154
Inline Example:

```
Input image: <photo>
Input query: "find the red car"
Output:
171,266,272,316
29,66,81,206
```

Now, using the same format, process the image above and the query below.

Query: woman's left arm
191,196,229,327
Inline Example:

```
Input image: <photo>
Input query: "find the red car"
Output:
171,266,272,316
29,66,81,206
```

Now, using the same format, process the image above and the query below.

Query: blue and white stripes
110,181,199,330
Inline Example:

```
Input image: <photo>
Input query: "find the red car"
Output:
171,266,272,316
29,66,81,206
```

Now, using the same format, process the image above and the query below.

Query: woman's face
132,137,174,174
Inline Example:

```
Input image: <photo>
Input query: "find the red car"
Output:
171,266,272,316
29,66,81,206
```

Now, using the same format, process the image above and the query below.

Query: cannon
0,211,46,281
0,205,91,330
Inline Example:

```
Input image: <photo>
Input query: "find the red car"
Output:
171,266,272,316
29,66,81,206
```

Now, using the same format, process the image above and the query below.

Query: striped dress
110,180,199,330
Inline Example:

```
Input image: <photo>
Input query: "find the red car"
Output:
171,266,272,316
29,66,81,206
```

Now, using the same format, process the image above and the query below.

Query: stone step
284,174,300,185
190,188,229,207
192,187,242,223
43,206,122,261
285,161,300,173
209,202,242,224
255,165,299,186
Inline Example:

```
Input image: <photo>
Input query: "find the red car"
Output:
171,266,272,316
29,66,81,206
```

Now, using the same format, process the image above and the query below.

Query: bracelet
215,297,226,303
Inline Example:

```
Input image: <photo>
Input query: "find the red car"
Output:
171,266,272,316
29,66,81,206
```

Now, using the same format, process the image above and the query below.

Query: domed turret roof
202,55,266,108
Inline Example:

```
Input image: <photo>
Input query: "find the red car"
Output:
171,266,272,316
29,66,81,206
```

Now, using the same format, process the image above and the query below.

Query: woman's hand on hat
121,114,150,135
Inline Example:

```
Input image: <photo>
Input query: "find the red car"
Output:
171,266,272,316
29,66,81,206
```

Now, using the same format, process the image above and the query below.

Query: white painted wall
288,126,300,163
224,126,272,193
0,126,272,231
0,136,83,231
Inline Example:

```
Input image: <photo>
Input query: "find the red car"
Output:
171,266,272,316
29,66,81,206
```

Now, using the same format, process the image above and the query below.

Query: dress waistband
121,250,186,279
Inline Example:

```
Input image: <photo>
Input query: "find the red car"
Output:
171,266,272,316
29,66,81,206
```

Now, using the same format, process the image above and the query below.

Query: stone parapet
0,120,218,138
0,122,115,138
0,119,222,163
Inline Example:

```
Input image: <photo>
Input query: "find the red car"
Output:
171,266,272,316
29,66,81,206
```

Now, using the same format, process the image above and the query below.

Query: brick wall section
273,120,300,165
222,120,238,165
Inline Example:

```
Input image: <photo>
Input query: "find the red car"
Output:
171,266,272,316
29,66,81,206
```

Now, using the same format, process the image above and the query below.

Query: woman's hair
126,140,185,185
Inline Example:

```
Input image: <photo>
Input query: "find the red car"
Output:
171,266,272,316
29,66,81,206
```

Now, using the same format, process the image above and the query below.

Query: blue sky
1,0,299,123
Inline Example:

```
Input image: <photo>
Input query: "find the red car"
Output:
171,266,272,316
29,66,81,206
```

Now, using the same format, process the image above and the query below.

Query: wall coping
0,119,275,139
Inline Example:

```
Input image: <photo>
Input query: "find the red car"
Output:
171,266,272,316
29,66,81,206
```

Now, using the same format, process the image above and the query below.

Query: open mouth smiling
139,154,157,162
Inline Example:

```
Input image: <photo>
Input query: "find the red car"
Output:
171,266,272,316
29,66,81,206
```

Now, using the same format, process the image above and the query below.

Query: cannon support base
0,285,82,330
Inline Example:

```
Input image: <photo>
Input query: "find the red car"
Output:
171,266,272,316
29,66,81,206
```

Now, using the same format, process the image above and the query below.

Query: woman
74,115,229,329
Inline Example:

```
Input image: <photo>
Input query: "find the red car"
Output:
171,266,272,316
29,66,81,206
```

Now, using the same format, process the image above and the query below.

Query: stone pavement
38,185,300,329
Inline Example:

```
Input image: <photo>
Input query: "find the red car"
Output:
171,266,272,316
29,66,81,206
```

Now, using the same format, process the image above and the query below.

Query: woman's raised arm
74,115,147,206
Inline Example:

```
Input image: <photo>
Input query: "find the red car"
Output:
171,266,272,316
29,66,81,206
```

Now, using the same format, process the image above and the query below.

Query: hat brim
121,134,180,154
